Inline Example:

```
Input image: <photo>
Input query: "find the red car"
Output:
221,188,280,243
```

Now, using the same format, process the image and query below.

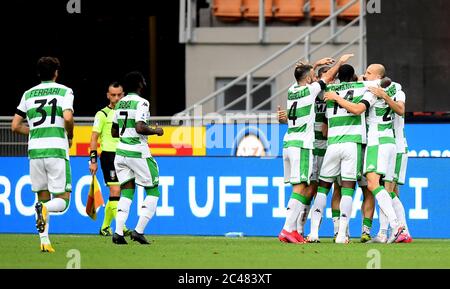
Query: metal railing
178,0,366,116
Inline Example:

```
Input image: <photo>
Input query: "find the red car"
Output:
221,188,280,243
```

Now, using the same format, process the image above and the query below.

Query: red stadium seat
273,0,305,22
212,0,243,22
242,0,274,21
337,0,360,20
309,0,330,20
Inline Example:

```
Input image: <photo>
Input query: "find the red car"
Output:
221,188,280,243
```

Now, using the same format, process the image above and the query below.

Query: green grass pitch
0,234,449,269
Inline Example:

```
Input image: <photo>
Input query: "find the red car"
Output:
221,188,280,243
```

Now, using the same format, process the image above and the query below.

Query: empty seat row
212,0,360,22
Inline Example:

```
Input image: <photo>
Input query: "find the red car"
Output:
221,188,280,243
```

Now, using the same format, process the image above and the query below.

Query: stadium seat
337,0,360,20
309,0,330,20
273,0,305,22
212,0,243,22
242,0,274,21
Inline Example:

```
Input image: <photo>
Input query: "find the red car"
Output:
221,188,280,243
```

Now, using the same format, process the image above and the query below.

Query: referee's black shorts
100,151,119,186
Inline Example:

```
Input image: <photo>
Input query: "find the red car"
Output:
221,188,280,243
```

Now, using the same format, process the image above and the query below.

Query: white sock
378,208,389,236
45,198,67,212
375,189,400,229
309,192,327,237
39,214,50,244
392,196,409,234
337,195,353,238
282,198,302,232
332,217,339,236
296,204,310,235
135,196,159,234
115,197,132,236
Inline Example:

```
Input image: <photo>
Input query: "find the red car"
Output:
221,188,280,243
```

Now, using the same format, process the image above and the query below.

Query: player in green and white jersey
89,82,132,237
11,57,74,253
278,54,354,243
295,65,342,238
111,71,164,245
367,78,412,243
307,64,377,243
325,64,405,243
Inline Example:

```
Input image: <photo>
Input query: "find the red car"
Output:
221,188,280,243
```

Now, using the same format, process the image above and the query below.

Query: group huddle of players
278,54,412,244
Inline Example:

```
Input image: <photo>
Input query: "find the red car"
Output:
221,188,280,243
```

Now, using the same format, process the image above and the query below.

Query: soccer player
111,71,164,245
278,54,354,243
367,79,412,243
320,63,407,243
307,64,372,243
11,56,74,252
89,82,132,237
295,65,342,239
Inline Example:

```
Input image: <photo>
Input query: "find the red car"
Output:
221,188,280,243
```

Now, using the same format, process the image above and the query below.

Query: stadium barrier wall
68,123,450,157
0,156,448,238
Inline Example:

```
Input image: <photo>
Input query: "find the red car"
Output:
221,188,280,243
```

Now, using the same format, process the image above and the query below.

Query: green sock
101,200,118,229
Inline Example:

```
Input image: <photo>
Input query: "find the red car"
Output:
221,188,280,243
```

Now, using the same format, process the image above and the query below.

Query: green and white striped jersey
16,81,74,160
283,81,325,150
314,94,327,156
325,81,377,145
386,82,408,153
113,93,151,158
366,81,399,146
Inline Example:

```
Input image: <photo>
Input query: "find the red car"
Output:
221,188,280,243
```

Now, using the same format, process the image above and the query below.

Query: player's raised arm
321,54,354,84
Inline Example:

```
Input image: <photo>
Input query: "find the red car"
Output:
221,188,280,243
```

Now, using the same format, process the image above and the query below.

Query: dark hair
108,81,122,89
294,64,313,82
123,71,146,94
37,57,60,81
337,64,355,83
317,66,331,78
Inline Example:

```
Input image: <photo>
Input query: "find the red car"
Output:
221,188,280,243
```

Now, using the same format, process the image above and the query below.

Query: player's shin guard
373,186,400,229
391,194,409,234
309,189,328,238
115,197,132,236
337,188,354,240
135,196,158,234
378,208,389,237
282,196,302,232
297,204,310,235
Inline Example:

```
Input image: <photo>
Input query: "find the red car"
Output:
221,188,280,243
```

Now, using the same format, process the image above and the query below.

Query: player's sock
45,198,68,212
39,200,50,244
362,217,372,235
297,204,310,235
373,186,400,229
135,196,159,234
391,193,409,234
332,209,340,236
115,195,133,236
378,208,389,237
337,188,354,239
282,193,303,232
102,197,119,229
309,187,329,237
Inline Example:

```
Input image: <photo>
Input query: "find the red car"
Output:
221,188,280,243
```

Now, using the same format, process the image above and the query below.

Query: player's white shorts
311,153,325,182
30,158,72,194
283,147,313,185
363,143,396,180
319,142,362,183
393,152,408,185
114,155,160,188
